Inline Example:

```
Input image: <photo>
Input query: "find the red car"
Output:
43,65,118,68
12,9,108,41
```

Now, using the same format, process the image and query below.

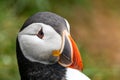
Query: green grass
0,0,120,80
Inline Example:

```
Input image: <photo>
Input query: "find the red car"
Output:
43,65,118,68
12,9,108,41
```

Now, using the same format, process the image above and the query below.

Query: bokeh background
0,0,120,80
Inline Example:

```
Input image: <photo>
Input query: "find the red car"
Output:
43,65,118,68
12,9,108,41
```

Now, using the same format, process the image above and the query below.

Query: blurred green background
0,0,120,80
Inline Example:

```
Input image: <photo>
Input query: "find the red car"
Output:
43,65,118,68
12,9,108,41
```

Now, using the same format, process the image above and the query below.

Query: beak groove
58,32,73,66
58,31,83,71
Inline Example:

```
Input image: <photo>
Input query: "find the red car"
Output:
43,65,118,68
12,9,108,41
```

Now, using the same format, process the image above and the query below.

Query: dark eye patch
37,28,44,39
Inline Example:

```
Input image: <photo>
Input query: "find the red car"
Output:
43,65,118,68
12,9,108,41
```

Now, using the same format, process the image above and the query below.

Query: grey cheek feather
18,34,58,64
18,23,62,64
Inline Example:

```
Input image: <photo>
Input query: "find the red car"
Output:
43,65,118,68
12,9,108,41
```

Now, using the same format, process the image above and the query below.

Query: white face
18,23,62,64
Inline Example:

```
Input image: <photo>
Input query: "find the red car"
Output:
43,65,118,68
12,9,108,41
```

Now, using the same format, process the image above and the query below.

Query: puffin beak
58,31,83,71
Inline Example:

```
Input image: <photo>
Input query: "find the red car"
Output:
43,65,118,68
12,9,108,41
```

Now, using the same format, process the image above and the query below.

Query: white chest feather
66,68,91,80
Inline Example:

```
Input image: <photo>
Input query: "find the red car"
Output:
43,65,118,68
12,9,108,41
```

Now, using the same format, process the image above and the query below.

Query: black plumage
20,12,68,35
16,12,68,80
16,39,66,80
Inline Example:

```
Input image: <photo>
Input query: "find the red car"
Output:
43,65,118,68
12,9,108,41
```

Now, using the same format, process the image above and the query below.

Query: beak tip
68,35,83,71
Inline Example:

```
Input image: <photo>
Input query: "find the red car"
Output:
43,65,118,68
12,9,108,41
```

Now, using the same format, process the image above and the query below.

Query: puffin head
17,12,83,71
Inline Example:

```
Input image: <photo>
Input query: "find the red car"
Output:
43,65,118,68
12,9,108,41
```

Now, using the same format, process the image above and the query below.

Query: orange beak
58,31,83,71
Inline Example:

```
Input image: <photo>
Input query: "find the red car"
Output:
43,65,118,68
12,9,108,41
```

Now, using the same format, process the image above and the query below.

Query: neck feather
16,39,66,80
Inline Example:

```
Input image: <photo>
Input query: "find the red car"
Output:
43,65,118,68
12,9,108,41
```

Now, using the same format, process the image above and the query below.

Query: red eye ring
37,28,44,39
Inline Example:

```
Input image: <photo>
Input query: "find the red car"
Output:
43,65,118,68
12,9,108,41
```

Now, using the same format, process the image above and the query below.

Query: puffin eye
37,28,44,39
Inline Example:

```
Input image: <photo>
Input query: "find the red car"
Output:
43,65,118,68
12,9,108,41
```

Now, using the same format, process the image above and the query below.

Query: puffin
16,12,90,80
